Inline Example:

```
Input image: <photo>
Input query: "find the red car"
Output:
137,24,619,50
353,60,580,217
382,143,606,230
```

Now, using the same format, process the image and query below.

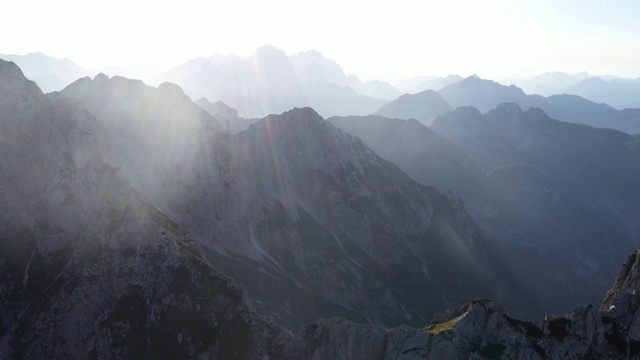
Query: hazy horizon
3,0,640,82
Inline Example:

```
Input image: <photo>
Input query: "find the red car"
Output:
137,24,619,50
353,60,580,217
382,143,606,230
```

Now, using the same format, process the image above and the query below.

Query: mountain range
0,52,93,92
4,49,640,359
565,77,640,109
501,71,592,97
329,104,640,318
48,66,532,330
151,46,391,118
376,76,640,134
5,48,640,131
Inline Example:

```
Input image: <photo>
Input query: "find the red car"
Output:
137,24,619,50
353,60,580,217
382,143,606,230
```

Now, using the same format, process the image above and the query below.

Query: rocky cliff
57,73,516,329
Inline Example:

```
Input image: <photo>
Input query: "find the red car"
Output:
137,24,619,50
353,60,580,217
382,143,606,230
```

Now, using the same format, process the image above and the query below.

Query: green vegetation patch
424,314,467,334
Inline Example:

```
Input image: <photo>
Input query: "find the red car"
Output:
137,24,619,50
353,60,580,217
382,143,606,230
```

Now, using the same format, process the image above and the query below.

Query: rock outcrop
284,250,640,359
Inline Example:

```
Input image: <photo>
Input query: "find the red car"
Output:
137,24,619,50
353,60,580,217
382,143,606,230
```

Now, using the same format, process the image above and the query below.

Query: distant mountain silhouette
395,74,463,94
290,50,352,86
438,76,640,134
502,71,591,96
565,77,640,109
373,89,452,126
0,52,94,92
153,46,390,118
290,50,401,100
152,46,308,118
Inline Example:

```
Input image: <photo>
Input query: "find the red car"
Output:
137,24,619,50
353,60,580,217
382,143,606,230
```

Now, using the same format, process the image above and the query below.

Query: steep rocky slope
328,115,478,195
330,105,640,318
432,103,640,313
202,108,515,328
0,59,292,359
56,73,519,329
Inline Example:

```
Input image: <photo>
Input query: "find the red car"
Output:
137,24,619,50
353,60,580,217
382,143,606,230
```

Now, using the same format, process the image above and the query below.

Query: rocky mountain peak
433,105,484,125
253,107,339,141
158,81,186,96
459,76,526,94
602,249,640,310
272,106,323,124
93,72,109,82
244,107,370,171
492,102,524,115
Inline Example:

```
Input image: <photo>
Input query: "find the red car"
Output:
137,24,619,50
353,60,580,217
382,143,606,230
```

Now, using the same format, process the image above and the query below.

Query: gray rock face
328,115,478,196
330,104,640,318
59,72,511,329
0,59,295,359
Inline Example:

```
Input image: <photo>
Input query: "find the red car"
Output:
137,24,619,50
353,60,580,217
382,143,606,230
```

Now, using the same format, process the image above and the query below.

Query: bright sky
3,0,640,80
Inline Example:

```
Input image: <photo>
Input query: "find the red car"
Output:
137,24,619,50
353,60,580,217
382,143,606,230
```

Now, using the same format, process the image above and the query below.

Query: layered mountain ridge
376,76,640,135
4,57,640,359
54,70,518,329
331,102,640,318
